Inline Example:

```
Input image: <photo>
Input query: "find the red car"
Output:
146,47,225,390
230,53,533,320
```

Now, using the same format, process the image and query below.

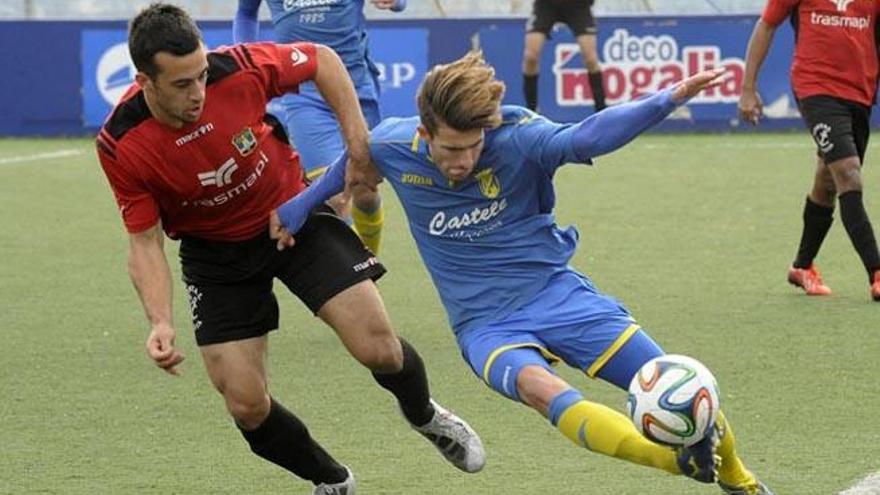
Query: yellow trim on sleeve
585,323,640,378
306,166,328,182
482,343,561,384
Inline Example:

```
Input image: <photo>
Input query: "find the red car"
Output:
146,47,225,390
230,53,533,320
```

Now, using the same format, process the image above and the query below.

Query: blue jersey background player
271,52,773,495
234,0,406,254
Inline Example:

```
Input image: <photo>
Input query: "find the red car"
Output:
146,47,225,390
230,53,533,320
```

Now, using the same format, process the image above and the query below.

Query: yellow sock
716,410,758,487
352,203,384,254
557,400,679,475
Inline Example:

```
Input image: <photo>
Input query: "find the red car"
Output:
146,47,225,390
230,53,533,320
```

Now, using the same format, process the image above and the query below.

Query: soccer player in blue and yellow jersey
234,0,407,254
272,52,774,494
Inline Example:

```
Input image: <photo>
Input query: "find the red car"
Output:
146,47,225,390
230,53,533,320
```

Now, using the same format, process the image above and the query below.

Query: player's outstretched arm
272,151,351,248
738,20,777,125
128,224,184,376
567,68,724,160
233,0,261,43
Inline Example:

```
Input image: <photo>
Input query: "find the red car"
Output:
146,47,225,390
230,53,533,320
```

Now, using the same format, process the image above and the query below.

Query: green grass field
2,133,878,494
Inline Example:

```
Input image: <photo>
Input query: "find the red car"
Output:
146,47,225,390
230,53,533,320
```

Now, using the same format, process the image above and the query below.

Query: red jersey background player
739,0,880,300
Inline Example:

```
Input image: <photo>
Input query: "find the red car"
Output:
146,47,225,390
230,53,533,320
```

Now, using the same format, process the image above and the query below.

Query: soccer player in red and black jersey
739,0,880,301
95,4,484,493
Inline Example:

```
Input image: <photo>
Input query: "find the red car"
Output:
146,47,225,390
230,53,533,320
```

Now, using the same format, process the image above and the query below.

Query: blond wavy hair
417,50,506,136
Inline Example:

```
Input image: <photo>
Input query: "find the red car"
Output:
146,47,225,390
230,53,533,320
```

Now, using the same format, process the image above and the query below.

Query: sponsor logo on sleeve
289,46,310,67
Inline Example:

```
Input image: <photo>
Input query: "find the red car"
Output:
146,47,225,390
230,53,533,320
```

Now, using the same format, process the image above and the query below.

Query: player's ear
134,71,151,89
417,124,431,141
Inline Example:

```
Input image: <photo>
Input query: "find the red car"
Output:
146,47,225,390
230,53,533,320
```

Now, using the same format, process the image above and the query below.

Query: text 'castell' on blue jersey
370,107,590,335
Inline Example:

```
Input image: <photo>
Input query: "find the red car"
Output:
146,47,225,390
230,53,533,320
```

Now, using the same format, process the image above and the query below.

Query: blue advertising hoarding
480,16,807,131
2,17,878,136
81,26,426,127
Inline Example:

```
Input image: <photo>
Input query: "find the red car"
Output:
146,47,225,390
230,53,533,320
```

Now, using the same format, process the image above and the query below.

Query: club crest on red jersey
232,127,257,156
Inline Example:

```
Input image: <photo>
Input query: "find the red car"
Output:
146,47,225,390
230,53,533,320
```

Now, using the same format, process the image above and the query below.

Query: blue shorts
275,77,382,178
456,270,664,402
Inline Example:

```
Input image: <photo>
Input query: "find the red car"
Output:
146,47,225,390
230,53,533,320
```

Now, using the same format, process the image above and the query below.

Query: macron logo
290,47,309,67
829,0,854,11
198,158,238,187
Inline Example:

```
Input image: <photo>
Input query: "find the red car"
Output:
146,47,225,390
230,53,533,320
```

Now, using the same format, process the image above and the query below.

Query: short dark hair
129,3,203,79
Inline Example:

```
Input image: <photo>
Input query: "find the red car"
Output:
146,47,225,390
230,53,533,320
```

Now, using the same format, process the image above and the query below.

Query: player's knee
352,187,381,212
352,334,403,373
522,51,541,73
829,156,863,193
225,392,271,429
516,365,568,414
584,57,601,72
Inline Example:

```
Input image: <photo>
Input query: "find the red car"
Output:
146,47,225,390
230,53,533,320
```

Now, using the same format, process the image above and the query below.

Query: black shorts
797,94,871,164
178,207,385,346
526,0,597,37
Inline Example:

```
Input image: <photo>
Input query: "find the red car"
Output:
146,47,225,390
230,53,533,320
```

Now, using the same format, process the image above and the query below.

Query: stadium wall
2,17,877,137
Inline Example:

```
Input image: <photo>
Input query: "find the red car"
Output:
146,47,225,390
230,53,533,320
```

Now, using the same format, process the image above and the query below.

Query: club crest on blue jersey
232,127,257,156
475,168,501,199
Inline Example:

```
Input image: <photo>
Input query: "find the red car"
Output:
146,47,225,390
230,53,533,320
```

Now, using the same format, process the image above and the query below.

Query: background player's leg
522,32,547,111
350,98,385,253
200,336,349,486
575,34,606,111
794,158,836,269
827,156,880,287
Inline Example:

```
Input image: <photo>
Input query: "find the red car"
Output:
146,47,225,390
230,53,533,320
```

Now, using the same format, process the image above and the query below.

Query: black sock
839,190,880,282
238,399,347,485
372,338,435,427
588,70,606,111
523,74,538,111
793,196,834,269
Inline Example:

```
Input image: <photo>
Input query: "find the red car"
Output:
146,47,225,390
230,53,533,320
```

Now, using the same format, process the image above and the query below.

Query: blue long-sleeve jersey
278,89,678,334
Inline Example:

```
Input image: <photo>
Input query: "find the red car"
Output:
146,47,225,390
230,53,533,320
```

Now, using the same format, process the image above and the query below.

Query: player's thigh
532,273,662,386
593,328,664,390
458,328,559,402
279,95,344,175
560,0,598,38
317,280,403,371
850,100,871,164
275,203,386,315
526,0,556,38
179,237,280,346
360,96,382,130
798,95,861,165
200,335,269,403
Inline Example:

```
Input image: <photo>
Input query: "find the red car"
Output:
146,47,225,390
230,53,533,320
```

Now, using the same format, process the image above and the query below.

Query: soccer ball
626,354,720,447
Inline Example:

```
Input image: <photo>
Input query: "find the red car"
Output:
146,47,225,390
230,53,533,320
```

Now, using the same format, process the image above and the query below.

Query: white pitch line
839,471,880,495
638,141,813,150
0,149,85,165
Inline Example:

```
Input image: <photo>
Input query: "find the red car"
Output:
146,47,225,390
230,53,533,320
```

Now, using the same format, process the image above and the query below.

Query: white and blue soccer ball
626,354,720,447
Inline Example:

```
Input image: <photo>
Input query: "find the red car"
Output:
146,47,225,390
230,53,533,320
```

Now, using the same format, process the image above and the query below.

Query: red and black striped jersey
763,0,880,106
96,42,317,241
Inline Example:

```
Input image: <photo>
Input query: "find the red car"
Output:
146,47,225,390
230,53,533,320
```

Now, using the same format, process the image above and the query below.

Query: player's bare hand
671,68,726,103
370,0,399,9
269,210,296,250
345,155,382,192
738,88,763,126
146,323,184,376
